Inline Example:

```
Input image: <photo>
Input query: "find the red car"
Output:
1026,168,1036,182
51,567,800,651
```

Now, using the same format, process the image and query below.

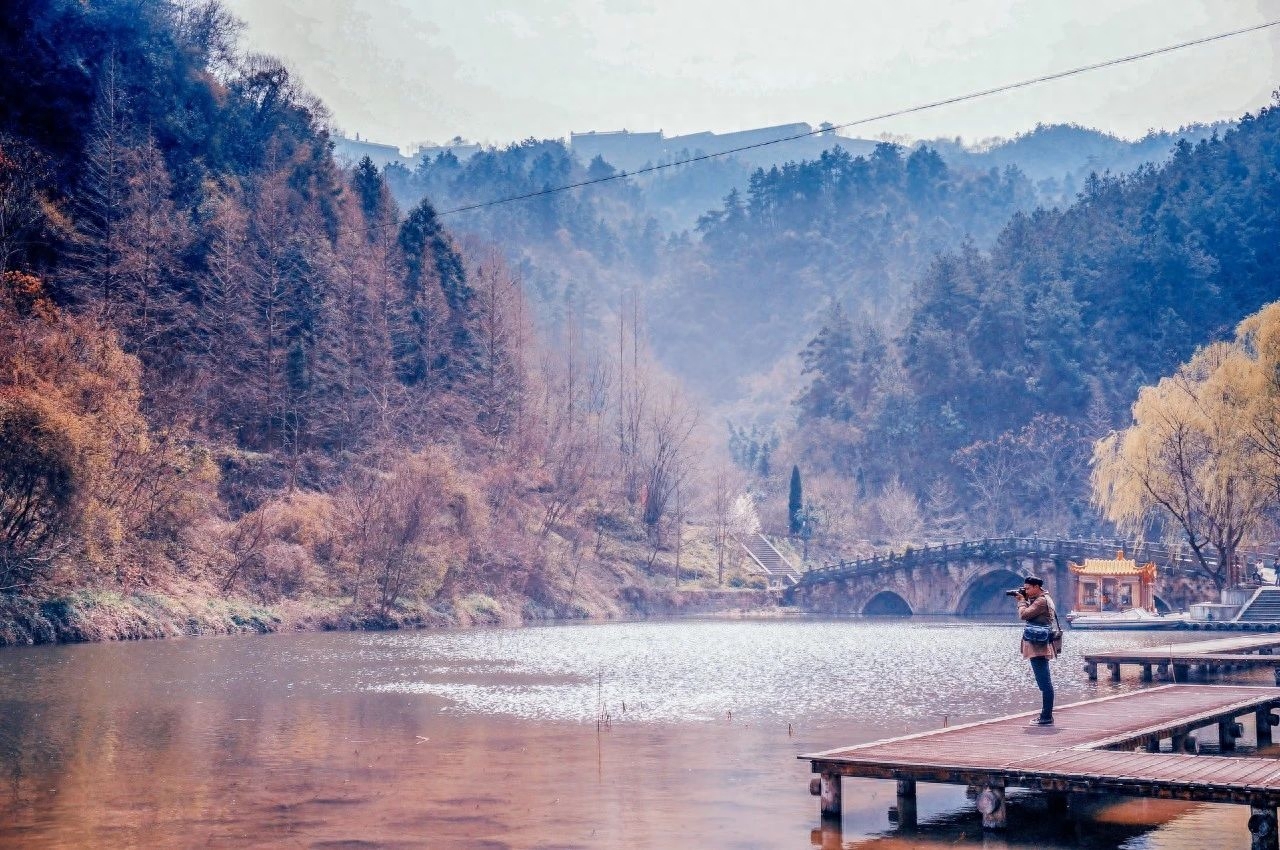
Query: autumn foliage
0,2,718,635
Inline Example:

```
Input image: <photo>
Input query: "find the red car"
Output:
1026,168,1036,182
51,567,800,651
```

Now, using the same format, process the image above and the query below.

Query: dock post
1046,791,1068,818
976,781,1007,830
1259,710,1278,747
810,822,842,850
1157,663,1170,680
819,772,841,819
1141,664,1153,682
1143,735,1160,753
1174,664,1190,681
1109,663,1121,682
895,779,917,829
1249,806,1278,850
1085,662,1098,681
1220,721,1243,752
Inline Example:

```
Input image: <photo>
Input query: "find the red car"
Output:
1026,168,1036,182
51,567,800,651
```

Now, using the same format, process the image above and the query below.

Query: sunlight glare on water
363,618,1219,728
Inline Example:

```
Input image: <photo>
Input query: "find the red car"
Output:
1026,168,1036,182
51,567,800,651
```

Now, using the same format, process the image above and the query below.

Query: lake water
0,617,1269,848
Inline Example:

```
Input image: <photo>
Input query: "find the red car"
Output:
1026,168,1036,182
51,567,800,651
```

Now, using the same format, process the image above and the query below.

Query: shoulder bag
1022,597,1063,645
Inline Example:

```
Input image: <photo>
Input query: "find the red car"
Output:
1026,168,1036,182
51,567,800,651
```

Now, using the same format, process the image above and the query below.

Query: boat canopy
1070,552,1158,582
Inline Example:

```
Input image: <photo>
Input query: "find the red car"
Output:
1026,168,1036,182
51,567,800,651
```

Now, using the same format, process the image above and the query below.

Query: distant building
332,133,481,171
569,123,876,171
668,122,812,153
332,133,410,169
569,129,666,171
416,142,482,162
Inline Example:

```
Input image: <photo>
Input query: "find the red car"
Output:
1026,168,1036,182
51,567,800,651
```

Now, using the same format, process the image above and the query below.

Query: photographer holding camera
1007,575,1062,726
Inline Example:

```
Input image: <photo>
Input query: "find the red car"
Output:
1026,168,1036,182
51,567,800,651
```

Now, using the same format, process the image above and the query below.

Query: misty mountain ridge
374,120,1232,406
343,120,1229,233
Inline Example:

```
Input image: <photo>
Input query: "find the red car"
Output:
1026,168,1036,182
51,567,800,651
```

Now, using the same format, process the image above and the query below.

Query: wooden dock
801,685,1280,847
1083,635,1280,684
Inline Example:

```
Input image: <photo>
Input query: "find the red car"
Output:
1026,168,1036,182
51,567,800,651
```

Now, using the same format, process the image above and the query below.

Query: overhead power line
394,19,1280,222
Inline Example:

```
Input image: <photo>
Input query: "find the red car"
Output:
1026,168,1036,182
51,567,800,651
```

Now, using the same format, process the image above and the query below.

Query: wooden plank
1082,636,1280,664
798,689,1168,758
1202,760,1280,786
1087,693,1280,749
1083,653,1280,666
803,685,1280,810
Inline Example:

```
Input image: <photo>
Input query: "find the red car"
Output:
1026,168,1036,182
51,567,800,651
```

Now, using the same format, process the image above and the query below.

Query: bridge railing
797,537,1259,586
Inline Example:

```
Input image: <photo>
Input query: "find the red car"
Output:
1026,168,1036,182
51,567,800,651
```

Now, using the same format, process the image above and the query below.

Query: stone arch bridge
785,537,1221,616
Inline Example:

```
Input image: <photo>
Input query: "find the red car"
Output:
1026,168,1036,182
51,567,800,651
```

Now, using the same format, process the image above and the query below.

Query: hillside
0,0,763,644
787,101,1280,543
926,122,1230,205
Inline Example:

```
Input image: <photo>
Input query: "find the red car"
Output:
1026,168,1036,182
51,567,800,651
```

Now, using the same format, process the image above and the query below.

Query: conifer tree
788,465,803,536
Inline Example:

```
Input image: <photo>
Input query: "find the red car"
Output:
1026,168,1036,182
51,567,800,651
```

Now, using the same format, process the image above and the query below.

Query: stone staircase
739,533,803,586
1235,587,1280,622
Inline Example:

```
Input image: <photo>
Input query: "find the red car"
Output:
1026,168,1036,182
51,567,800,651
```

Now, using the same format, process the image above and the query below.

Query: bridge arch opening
863,591,912,616
957,569,1026,616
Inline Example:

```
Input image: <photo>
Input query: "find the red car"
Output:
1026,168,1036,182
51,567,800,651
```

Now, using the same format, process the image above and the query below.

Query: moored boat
1066,607,1191,630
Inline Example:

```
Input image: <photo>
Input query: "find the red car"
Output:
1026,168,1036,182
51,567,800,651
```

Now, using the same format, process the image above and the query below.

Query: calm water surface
0,618,1267,848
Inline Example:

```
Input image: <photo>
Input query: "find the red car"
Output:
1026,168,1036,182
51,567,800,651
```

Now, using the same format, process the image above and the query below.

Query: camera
1004,588,1025,598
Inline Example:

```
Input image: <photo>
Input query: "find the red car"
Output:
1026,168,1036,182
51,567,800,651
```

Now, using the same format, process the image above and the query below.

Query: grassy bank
0,585,777,647
0,522,783,646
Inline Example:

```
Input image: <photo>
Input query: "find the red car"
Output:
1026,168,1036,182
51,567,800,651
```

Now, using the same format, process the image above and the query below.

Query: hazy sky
220,0,1280,151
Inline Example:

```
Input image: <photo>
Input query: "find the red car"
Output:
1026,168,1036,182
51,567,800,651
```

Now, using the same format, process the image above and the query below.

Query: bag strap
1046,595,1062,636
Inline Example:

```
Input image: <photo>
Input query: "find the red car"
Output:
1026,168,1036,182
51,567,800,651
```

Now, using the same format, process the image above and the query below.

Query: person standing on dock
1014,575,1062,726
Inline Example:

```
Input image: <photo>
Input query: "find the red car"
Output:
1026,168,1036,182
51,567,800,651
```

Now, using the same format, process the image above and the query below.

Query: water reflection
0,619,1267,848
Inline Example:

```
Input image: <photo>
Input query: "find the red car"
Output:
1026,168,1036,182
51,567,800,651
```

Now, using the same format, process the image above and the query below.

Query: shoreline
0,586,781,648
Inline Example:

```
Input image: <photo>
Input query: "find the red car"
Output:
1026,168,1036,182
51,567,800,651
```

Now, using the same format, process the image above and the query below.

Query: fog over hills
371,119,1236,411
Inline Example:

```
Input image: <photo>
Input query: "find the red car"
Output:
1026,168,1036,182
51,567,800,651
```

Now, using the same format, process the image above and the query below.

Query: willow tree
1091,341,1272,590
1239,303,1280,492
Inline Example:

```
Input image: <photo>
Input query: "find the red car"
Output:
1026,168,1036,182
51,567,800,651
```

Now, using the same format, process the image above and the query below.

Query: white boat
1065,607,1191,630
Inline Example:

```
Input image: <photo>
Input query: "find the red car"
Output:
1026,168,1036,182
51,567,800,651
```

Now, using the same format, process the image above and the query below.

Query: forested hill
651,145,1038,399
0,0,738,643
380,124,1227,408
926,122,1228,204
384,139,1040,403
790,102,1280,540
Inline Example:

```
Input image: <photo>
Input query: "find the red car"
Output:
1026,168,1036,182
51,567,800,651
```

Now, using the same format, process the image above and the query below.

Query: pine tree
796,301,857,423
788,465,803,536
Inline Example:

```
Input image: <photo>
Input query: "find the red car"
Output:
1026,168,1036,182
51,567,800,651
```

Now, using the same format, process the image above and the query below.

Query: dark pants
1030,656,1054,720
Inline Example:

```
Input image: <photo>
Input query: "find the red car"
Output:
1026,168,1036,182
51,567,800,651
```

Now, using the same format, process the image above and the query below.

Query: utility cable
345,19,1280,232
